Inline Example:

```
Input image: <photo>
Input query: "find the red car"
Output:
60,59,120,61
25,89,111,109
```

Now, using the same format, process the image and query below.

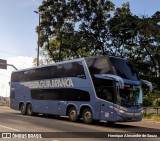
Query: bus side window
63,62,86,79
63,63,74,77
103,87,113,102
72,62,86,78
52,66,57,78
56,65,64,78
96,87,114,102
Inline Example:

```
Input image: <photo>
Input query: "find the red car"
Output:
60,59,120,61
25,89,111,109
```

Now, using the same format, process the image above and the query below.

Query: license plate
132,118,136,121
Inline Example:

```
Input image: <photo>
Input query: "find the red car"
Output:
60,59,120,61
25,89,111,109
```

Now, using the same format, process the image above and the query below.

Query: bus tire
82,108,93,124
20,103,26,115
27,104,33,116
68,107,79,122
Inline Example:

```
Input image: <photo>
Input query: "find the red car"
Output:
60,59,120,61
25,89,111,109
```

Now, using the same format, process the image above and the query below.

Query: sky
0,0,160,97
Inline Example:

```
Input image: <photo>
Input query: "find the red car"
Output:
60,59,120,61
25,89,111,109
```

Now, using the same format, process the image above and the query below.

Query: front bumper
116,112,143,122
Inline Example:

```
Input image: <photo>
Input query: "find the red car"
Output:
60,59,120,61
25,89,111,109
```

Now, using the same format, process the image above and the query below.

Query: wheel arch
19,101,25,110
26,101,34,111
26,101,32,107
66,104,78,116
80,104,93,118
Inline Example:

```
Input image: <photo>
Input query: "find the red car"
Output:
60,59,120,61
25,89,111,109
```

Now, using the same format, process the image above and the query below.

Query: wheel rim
28,105,32,115
70,110,77,119
21,105,25,113
84,111,92,121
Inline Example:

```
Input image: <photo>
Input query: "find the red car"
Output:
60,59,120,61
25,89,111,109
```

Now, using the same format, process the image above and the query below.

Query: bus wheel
20,103,26,115
27,104,33,116
82,108,93,124
68,107,79,122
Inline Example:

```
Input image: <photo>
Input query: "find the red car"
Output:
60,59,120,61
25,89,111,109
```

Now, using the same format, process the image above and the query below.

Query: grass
143,113,160,121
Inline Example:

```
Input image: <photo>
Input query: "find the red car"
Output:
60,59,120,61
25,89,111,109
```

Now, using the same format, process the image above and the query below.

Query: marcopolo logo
38,78,74,88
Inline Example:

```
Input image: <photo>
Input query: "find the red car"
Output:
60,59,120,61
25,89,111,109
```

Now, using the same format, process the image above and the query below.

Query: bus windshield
109,57,139,81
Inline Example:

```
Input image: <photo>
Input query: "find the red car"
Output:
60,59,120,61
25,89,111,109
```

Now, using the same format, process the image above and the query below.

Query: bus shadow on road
9,111,160,133
30,113,160,133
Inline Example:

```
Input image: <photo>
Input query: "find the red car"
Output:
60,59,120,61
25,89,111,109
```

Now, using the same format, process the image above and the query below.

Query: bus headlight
119,109,125,113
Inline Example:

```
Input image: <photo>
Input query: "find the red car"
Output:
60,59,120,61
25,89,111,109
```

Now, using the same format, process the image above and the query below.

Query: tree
153,98,160,108
38,0,115,62
108,3,139,58
32,47,54,66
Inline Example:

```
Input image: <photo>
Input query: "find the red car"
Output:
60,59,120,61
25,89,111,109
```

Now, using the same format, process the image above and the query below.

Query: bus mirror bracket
141,79,153,92
94,74,124,89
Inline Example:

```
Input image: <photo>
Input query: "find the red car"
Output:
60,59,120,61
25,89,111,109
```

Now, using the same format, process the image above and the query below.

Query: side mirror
141,79,153,92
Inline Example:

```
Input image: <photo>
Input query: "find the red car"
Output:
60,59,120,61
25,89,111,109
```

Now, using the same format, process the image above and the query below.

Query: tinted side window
85,56,112,75
24,67,53,81
109,57,139,81
93,77,115,102
11,67,53,82
11,72,24,82
31,89,90,101
53,62,86,79
11,61,86,82
96,87,114,102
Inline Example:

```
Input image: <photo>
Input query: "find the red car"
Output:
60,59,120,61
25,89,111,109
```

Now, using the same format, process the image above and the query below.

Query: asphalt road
0,106,160,141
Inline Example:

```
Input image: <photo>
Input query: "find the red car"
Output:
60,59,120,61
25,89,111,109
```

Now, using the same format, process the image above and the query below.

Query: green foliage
143,95,152,107
143,113,160,121
38,0,115,62
153,98,160,108
107,3,160,89
143,113,152,119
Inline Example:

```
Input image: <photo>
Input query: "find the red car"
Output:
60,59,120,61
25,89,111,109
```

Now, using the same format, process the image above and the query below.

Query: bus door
57,101,67,116
99,86,115,121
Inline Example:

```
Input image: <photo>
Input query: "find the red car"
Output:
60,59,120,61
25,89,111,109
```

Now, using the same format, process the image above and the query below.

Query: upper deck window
85,56,113,75
109,57,139,81
11,61,86,82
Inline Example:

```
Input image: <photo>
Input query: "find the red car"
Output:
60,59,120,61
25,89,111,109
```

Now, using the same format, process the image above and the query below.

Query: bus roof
12,55,127,73
12,57,85,73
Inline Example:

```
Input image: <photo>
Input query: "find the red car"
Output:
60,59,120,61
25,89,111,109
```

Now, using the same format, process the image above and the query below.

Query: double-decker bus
10,55,152,124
